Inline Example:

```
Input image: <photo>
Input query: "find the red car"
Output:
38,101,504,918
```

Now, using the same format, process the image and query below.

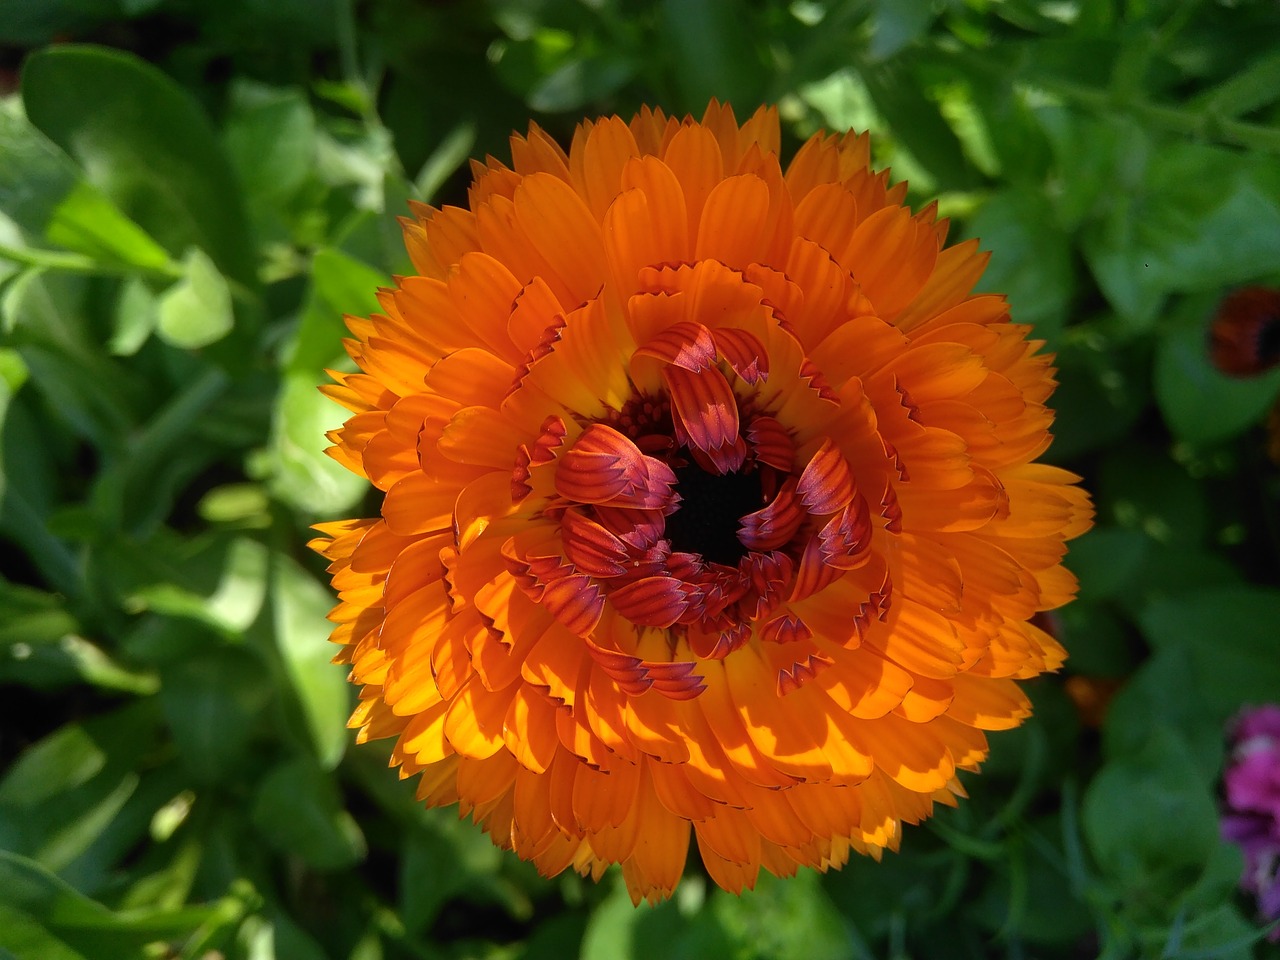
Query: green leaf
579,876,734,960
1048,335,1148,461
0,905,91,960
862,58,979,193
713,871,854,960
0,107,171,270
267,247,385,516
155,248,234,350
1064,527,1150,603
1081,142,1280,327
267,372,367,516
970,820,1094,945
1140,585,1280,711
250,756,365,871
399,817,506,935
222,82,317,211
968,187,1074,344
1083,727,1219,896
22,45,256,285
159,646,272,784
1154,293,1280,444
868,0,935,59
2,270,136,446
107,276,159,357
528,54,637,113
121,534,269,635
0,579,78,649
271,554,349,768
658,0,767,112
0,851,231,960
284,248,387,375
414,121,478,203
0,707,158,872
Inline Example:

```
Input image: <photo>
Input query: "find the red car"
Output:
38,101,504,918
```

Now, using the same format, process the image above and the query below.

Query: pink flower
1222,705,1280,940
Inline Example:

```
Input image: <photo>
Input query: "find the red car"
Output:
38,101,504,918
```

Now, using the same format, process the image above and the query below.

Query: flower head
1222,705,1280,938
312,102,1092,903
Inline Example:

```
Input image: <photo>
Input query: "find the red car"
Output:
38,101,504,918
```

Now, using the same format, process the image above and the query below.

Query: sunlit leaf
22,45,256,285
0,108,171,270
271,554,350,768
155,248,234,350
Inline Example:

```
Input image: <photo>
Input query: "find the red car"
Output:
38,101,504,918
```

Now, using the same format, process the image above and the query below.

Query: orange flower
311,102,1092,904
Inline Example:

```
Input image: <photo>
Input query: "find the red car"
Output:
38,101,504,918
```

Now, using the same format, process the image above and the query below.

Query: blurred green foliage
1,1,1279,958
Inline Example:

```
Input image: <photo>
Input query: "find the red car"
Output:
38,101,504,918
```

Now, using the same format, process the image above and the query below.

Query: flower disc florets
312,101,1093,903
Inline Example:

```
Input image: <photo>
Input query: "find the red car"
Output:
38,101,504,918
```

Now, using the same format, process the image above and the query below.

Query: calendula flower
311,102,1092,904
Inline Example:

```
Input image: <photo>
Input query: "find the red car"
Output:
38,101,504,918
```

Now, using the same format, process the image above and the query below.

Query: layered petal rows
312,102,1093,903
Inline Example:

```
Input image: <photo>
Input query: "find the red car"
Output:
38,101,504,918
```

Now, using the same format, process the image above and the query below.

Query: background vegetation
2,0,1279,957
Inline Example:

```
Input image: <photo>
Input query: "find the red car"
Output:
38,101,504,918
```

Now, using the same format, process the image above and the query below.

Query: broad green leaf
399,819,506,935
1081,142,1280,327
1102,647,1228,782
1048,335,1148,461
222,82,317,211
1035,109,1126,231
108,277,159,356
516,912,588,960
528,54,637,113
123,534,268,635
267,247,385,515
0,107,171,270
713,871,854,960
869,0,935,59
1140,585,1280,711
249,756,365,870
283,248,387,375
155,248,234,350
1113,545,1239,620
2,270,135,445
0,627,158,694
1154,294,1280,444
267,372,367,516
658,0,768,112
236,911,330,960
159,646,272,784
1063,527,1150,603
580,876,734,960
22,45,256,285
1083,728,1219,896
330,170,417,276
862,58,979,193
0,724,107,808
271,554,349,768
968,188,1074,344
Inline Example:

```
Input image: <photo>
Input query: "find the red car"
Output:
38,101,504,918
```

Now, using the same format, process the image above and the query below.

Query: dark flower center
664,461,764,566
